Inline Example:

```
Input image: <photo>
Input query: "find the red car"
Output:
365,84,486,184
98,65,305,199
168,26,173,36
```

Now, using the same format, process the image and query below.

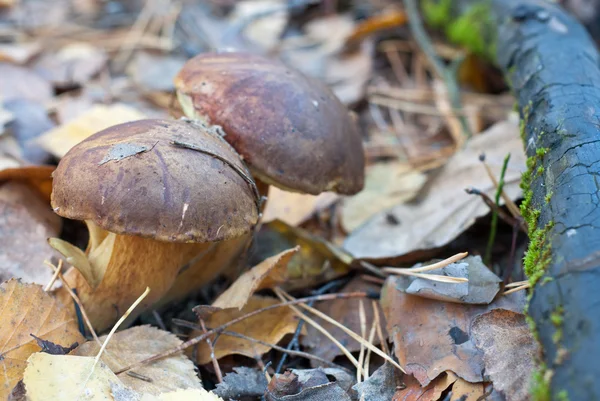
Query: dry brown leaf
34,43,107,86
344,120,525,261
253,220,352,290
141,389,224,401
262,187,338,226
212,247,298,310
471,309,539,401
0,63,53,103
74,325,202,395
35,104,146,159
0,182,61,284
265,368,352,401
0,279,84,398
194,295,303,364
449,376,487,401
393,372,457,401
341,161,427,232
0,164,54,201
302,277,386,364
381,276,525,386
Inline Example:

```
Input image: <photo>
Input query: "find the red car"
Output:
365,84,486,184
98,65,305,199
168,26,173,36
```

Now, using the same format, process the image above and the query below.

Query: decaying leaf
265,368,353,401
344,120,525,261
194,295,303,364
214,367,268,400
392,372,457,401
212,247,298,310
4,98,54,164
392,255,502,304
0,164,54,202
262,187,339,227
381,276,525,386
0,279,84,399
30,334,78,355
34,42,107,86
353,362,399,401
48,237,98,288
74,325,202,395
35,104,146,159
0,63,53,103
301,277,386,363
449,377,487,401
471,309,539,401
128,52,187,92
0,182,61,284
341,161,427,232
252,220,352,290
140,388,224,401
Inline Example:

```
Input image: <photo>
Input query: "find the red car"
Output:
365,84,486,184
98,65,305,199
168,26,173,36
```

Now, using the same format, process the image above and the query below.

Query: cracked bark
424,1,600,399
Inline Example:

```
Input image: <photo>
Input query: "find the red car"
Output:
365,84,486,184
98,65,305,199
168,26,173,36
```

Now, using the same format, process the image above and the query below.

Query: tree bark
422,1,600,399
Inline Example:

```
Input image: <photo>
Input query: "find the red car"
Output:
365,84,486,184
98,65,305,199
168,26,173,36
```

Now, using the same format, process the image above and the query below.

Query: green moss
523,221,554,286
536,165,544,177
557,390,570,401
551,307,564,344
531,364,551,401
446,3,492,55
536,147,549,157
545,191,553,204
422,0,452,28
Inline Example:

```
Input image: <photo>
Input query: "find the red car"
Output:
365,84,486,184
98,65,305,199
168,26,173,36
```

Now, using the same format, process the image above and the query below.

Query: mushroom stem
58,226,214,332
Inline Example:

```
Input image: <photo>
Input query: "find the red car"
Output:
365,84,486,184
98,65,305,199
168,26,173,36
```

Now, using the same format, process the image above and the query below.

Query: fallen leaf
24,353,120,401
35,104,146,159
0,182,61,285
74,325,202,395
4,98,54,164
0,279,84,398
392,255,502,304
343,120,525,261
214,367,268,400
262,187,339,226
301,277,386,364
230,0,289,52
0,42,41,64
393,372,457,401
193,295,303,364
34,42,107,86
252,220,352,290
212,247,298,310
266,368,354,401
353,362,399,401
140,388,224,401
0,63,53,103
0,165,55,201
128,52,187,92
341,161,427,232
381,276,525,386
449,377,487,401
471,309,539,401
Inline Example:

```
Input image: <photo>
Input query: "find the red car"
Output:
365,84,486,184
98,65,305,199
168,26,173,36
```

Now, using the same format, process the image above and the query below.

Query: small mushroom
174,52,365,196
51,119,259,331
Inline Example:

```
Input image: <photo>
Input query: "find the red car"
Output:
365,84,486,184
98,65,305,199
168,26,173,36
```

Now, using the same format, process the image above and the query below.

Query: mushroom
174,52,365,196
51,119,260,331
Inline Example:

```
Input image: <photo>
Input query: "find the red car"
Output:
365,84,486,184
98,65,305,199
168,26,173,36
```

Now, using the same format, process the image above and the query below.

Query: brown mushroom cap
174,52,365,195
51,119,259,243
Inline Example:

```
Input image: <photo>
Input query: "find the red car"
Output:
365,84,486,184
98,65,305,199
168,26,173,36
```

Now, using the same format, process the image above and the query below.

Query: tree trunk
421,1,600,399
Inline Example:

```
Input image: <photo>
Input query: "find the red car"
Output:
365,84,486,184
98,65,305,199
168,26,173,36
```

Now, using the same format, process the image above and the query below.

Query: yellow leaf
212,248,298,310
0,279,83,398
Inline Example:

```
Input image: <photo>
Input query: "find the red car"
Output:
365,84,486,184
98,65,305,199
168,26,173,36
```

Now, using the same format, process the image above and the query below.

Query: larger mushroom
174,52,365,196
51,119,259,331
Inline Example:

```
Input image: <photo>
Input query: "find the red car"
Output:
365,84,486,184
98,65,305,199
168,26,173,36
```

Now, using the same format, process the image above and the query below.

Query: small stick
407,252,468,273
94,287,150,369
363,319,377,379
505,280,530,288
200,318,223,383
356,300,367,383
465,187,526,232
44,259,63,292
484,153,511,265
381,268,468,283
372,301,390,357
114,291,369,374
44,260,100,345
276,288,405,373
504,283,530,295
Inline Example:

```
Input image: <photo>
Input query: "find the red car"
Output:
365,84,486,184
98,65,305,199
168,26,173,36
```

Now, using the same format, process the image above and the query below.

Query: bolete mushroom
174,52,365,196
51,119,260,331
